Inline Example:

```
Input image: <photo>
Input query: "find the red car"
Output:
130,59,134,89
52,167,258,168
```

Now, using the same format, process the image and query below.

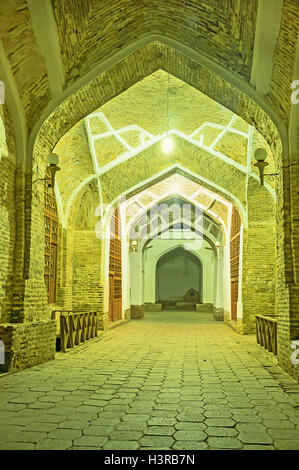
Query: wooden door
109,208,122,321
230,206,241,321
49,243,57,304
109,273,114,321
44,177,58,304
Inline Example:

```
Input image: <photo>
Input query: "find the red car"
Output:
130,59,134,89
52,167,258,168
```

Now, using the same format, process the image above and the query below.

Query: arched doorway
156,247,203,307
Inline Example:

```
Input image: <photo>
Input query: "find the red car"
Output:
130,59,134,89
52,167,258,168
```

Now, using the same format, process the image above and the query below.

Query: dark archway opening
156,247,203,310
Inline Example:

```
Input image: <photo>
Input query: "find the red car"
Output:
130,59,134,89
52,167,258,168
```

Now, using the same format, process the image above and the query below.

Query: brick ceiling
0,0,297,141
0,0,297,227
54,69,275,220
51,0,257,85
123,173,229,230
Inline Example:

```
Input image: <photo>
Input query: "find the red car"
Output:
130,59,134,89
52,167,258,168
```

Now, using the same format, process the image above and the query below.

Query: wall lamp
253,148,278,186
33,153,60,188
205,241,221,260
131,240,138,253
215,241,221,260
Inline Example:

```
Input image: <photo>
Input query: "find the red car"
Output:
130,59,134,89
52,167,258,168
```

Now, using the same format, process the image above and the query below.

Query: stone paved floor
1,310,299,450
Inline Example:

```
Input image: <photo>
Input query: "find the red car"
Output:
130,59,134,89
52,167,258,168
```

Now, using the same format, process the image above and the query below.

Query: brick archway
30,42,285,293
25,39,295,380
32,41,284,161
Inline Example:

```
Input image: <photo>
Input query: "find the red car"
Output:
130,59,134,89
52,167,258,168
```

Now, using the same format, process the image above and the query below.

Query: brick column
2,154,56,371
241,179,276,334
276,160,299,381
55,226,74,309
72,230,104,326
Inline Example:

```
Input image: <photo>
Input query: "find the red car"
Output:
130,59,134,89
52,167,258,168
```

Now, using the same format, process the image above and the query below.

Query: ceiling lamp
162,137,173,153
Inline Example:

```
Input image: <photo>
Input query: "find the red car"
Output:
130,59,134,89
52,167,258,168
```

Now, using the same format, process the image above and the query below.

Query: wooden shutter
230,206,241,321
44,176,58,304
109,207,122,321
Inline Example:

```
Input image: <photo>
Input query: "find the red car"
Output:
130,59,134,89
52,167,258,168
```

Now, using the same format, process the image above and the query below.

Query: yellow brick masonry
0,4,298,379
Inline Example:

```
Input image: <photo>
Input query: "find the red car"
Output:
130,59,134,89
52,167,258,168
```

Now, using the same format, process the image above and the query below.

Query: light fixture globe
215,241,221,260
131,240,138,253
254,147,267,162
47,153,60,166
162,136,173,153
46,153,60,188
253,147,269,186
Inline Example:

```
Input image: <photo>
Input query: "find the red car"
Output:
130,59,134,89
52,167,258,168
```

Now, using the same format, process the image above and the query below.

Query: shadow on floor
143,310,220,325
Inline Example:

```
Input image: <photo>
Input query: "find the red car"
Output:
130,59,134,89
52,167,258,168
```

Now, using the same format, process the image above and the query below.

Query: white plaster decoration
250,0,284,95
85,111,249,175
62,109,276,228
27,0,65,96
100,164,241,232
141,237,216,305
28,33,289,169
124,191,228,244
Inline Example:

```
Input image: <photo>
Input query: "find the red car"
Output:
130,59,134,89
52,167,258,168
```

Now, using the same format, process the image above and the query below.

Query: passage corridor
1,311,299,450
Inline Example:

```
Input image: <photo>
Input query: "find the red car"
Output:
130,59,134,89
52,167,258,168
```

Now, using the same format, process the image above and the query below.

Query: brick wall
0,107,16,324
0,0,51,132
51,0,257,84
266,0,299,125
72,230,103,314
56,225,74,309
241,179,276,334
0,320,56,372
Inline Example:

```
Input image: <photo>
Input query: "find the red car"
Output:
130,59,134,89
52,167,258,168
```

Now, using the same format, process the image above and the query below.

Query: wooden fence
52,311,97,352
256,314,278,356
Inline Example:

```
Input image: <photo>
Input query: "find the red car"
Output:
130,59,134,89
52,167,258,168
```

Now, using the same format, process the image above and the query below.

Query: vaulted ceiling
53,69,275,225
0,0,298,155
50,0,258,84
124,173,229,225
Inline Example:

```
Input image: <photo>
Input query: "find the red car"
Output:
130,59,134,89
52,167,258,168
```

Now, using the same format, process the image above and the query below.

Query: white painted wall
135,230,217,305
129,250,143,306
156,248,202,302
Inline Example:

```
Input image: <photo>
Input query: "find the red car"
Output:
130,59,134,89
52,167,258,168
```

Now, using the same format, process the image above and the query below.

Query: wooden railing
256,314,278,356
52,311,97,352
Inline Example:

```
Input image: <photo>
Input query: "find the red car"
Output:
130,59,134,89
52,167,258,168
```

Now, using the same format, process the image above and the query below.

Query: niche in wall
156,247,202,304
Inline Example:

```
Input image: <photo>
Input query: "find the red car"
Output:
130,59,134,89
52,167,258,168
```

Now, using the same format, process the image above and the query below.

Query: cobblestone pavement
1,310,299,450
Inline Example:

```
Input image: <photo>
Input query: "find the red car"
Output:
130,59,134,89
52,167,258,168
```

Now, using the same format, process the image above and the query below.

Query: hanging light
162,137,173,153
